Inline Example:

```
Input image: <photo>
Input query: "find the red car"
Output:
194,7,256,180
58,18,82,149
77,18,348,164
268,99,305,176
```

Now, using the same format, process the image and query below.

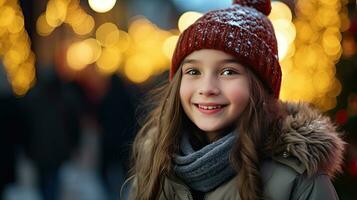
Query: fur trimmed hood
274,102,346,178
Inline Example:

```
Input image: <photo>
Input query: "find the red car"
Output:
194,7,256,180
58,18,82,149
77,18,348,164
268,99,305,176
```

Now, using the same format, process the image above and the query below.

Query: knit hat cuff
171,22,282,98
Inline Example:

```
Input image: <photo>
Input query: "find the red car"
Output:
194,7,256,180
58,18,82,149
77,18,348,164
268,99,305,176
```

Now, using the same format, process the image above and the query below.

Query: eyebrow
181,59,200,65
217,59,240,64
181,58,240,65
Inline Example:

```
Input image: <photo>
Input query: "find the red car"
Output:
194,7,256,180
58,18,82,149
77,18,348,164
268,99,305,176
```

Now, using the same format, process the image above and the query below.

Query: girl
126,0,345,199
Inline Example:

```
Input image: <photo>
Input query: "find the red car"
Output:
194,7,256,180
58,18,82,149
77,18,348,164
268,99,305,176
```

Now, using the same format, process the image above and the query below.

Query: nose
198,75,220,96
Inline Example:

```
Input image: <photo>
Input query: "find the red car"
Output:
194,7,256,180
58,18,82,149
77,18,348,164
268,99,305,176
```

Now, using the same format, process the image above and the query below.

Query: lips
194,103,227,114
198,104,222,110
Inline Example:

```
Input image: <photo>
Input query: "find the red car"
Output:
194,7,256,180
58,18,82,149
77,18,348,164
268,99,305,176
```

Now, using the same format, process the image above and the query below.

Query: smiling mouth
194,103,227,111
197,104,222,110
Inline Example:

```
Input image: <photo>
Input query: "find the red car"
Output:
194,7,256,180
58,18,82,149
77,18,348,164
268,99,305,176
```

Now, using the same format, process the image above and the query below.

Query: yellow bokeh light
96,47,122,74
178,11,203,32
312,71,332,96
327,78,342,97
65,6,86,27
322,33,341,56
67,41,93,70
340,12,350,32
320,0,339,7
11,66,33,96
285,43,296,59
296,0,317,18
23,61,36,82
272,19,296,61
36,13,55,36
0,25,6,37
4,50,22,66
315,8,340,28
280,58,294,75
45,0,68,27
269,1,292,21
72,15,95,35
10,44,30,64
67,0,80,11
0,0,6,7
7,14,24,33
1,0,37,96
113,30,131,53
272,20,296,44
88,0,116,13
162,36,179,59
129,18,157,43
96,22,119,47
83,38,102,63
294,20,317,43
274,31,289,61
285,0,345,110
0,6,16,27
124,55,154,83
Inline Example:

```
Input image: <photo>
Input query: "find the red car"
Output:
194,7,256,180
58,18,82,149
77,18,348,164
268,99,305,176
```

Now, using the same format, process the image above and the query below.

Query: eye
185,68,200,75
221,68,238,76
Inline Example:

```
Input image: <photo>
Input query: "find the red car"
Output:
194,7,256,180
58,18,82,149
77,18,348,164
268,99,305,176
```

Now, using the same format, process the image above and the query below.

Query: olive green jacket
127,102,345,200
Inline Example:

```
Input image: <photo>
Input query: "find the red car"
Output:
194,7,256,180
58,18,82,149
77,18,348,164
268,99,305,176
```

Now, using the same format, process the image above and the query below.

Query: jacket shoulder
261,159,339,200
269,101,346,178
261,159,301,200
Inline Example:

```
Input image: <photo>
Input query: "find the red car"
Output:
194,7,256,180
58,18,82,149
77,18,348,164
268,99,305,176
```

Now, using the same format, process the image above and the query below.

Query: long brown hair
130,67,283,200
231,69,283,200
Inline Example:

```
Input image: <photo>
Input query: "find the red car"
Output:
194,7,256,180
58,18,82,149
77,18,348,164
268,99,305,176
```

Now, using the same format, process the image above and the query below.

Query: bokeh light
269,2,295,61
66,39,101,71
178,11,203,32
3,0,349,104
96,47,122,74
162,36,179,59
0,6,16,27
72,15,95,35
88,0,116,13
96,23,120,47
0,0,36,96
124,55,154,83
45,0,68,27
269,1,292,21
8,14,24,34
277,0,349,111
36,13,55,36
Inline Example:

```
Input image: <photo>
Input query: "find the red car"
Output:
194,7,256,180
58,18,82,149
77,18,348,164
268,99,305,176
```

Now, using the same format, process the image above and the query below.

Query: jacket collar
272,101,346,178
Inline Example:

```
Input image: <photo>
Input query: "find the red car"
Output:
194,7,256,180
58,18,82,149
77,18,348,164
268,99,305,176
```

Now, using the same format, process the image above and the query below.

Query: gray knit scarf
173,132,237,192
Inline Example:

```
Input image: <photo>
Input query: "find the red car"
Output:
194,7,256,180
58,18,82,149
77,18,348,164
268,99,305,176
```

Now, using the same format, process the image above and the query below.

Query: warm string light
36,0,94,36
35,0,178,83
64,10,202,83
35,0,349,102
0,0,36,96
274,0,349,111
88,0,117,13
65,19,175,83
123,18,173,83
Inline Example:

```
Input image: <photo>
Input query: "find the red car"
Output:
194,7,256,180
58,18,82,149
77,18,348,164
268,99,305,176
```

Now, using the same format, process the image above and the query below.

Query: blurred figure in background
0,93,26,198
22,67,82,200
72,65,138,200
97,75,137,200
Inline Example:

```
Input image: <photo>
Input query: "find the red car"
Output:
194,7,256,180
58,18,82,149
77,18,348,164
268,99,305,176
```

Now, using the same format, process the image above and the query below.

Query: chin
196,125,221,133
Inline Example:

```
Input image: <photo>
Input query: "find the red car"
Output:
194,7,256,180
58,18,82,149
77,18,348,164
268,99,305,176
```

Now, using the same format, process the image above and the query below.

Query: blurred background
0,0,356,199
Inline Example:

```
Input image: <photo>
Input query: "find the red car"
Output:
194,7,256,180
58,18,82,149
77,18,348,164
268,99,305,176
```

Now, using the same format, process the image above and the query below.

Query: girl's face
179,49,250,141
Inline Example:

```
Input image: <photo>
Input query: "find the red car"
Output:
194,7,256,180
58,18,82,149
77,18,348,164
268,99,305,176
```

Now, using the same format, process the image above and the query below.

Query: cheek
179,79,192,106
225,81,250,107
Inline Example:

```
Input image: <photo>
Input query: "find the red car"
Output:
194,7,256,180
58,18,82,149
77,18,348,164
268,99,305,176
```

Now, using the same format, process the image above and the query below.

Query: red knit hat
170,0,282,98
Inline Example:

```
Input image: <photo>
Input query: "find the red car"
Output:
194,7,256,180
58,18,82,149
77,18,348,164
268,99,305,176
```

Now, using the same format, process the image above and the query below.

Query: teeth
198,105,222,110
